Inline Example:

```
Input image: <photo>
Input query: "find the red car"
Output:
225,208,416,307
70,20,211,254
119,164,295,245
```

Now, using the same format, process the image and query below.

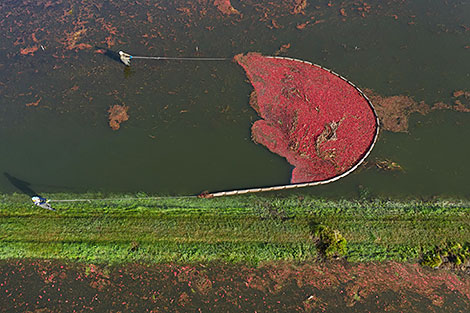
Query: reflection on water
0,0,469,197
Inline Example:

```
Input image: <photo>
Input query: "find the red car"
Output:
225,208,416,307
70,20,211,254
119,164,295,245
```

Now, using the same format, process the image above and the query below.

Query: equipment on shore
32,196,55,211
118,50,229,66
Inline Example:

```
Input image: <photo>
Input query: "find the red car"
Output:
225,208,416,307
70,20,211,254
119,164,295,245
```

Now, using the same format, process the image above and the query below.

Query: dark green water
1,0,469,198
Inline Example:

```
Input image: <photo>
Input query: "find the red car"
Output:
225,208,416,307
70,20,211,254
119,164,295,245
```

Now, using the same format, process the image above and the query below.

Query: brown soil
108,105,129,131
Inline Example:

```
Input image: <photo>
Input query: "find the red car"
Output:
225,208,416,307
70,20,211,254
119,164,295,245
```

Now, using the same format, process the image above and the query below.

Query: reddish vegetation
235,53,378,184
451,90,470,112
20,46,39,56
25,96,42,107
453,90,466,98
108,105,129,131
292,0,308,14
1,260,469,311
31,32,39,43
453,89,470,101
296,22,309,29
214,0,239,15
274,43,291,55
452,101,470,112
73,43,92,50
62,28,92,50
355,1,372,17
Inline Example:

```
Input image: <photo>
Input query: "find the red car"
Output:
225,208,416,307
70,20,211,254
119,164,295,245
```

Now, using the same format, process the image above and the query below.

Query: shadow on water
95,46,135,77
95,46,123,65
3,172,39,197
4,173,58,211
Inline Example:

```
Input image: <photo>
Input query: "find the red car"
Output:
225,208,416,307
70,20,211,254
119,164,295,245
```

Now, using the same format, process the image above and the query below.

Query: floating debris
375,159,404,171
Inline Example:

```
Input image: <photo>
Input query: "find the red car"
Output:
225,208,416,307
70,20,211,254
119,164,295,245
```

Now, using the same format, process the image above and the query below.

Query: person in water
32,196,55,211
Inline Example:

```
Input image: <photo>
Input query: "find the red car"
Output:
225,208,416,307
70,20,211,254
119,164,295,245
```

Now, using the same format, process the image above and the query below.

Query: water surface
1,0,469,198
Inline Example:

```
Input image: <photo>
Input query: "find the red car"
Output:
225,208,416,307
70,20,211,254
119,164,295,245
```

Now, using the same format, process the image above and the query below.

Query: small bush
312,225,347,258
421,242,469,268
421,252,442,268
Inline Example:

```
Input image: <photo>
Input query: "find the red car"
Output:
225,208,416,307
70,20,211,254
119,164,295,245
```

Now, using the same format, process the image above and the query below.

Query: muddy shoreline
1,259,468,312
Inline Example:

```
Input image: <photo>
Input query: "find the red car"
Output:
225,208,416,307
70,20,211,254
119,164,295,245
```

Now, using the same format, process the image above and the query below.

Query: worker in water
32,196,55,211
119,51,132,66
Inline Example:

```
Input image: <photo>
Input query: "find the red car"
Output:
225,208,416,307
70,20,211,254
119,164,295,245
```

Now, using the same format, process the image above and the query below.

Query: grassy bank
1,193,469,264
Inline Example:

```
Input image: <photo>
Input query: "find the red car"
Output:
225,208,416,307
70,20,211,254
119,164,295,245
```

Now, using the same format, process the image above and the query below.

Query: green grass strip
1,193,469,264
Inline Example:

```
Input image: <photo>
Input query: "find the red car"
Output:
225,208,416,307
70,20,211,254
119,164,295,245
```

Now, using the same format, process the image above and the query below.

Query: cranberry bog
236,52,379,185
1,0,470,197
2,0,470,310
204,53,379,197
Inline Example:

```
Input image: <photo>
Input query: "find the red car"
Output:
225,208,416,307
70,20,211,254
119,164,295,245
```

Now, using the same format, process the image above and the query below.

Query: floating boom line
52,54,378,204
116,54,379,199
119,50,229,66
202,55,380,198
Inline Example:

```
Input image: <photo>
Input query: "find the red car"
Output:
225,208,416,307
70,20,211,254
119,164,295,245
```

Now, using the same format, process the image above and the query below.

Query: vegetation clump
375,159,404,171
421,252,443,268
421,242,470,270
312,224,348,259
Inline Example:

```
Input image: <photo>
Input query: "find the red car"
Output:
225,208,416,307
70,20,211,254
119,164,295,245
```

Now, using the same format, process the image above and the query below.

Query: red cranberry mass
235,53,378,183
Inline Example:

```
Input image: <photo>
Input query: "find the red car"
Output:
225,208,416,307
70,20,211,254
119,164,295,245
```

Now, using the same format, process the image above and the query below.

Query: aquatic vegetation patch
374,159,404,172
363,89,429,133
435,89,470,113
364,88,470,133
108,104,129,130
213,0,240,15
